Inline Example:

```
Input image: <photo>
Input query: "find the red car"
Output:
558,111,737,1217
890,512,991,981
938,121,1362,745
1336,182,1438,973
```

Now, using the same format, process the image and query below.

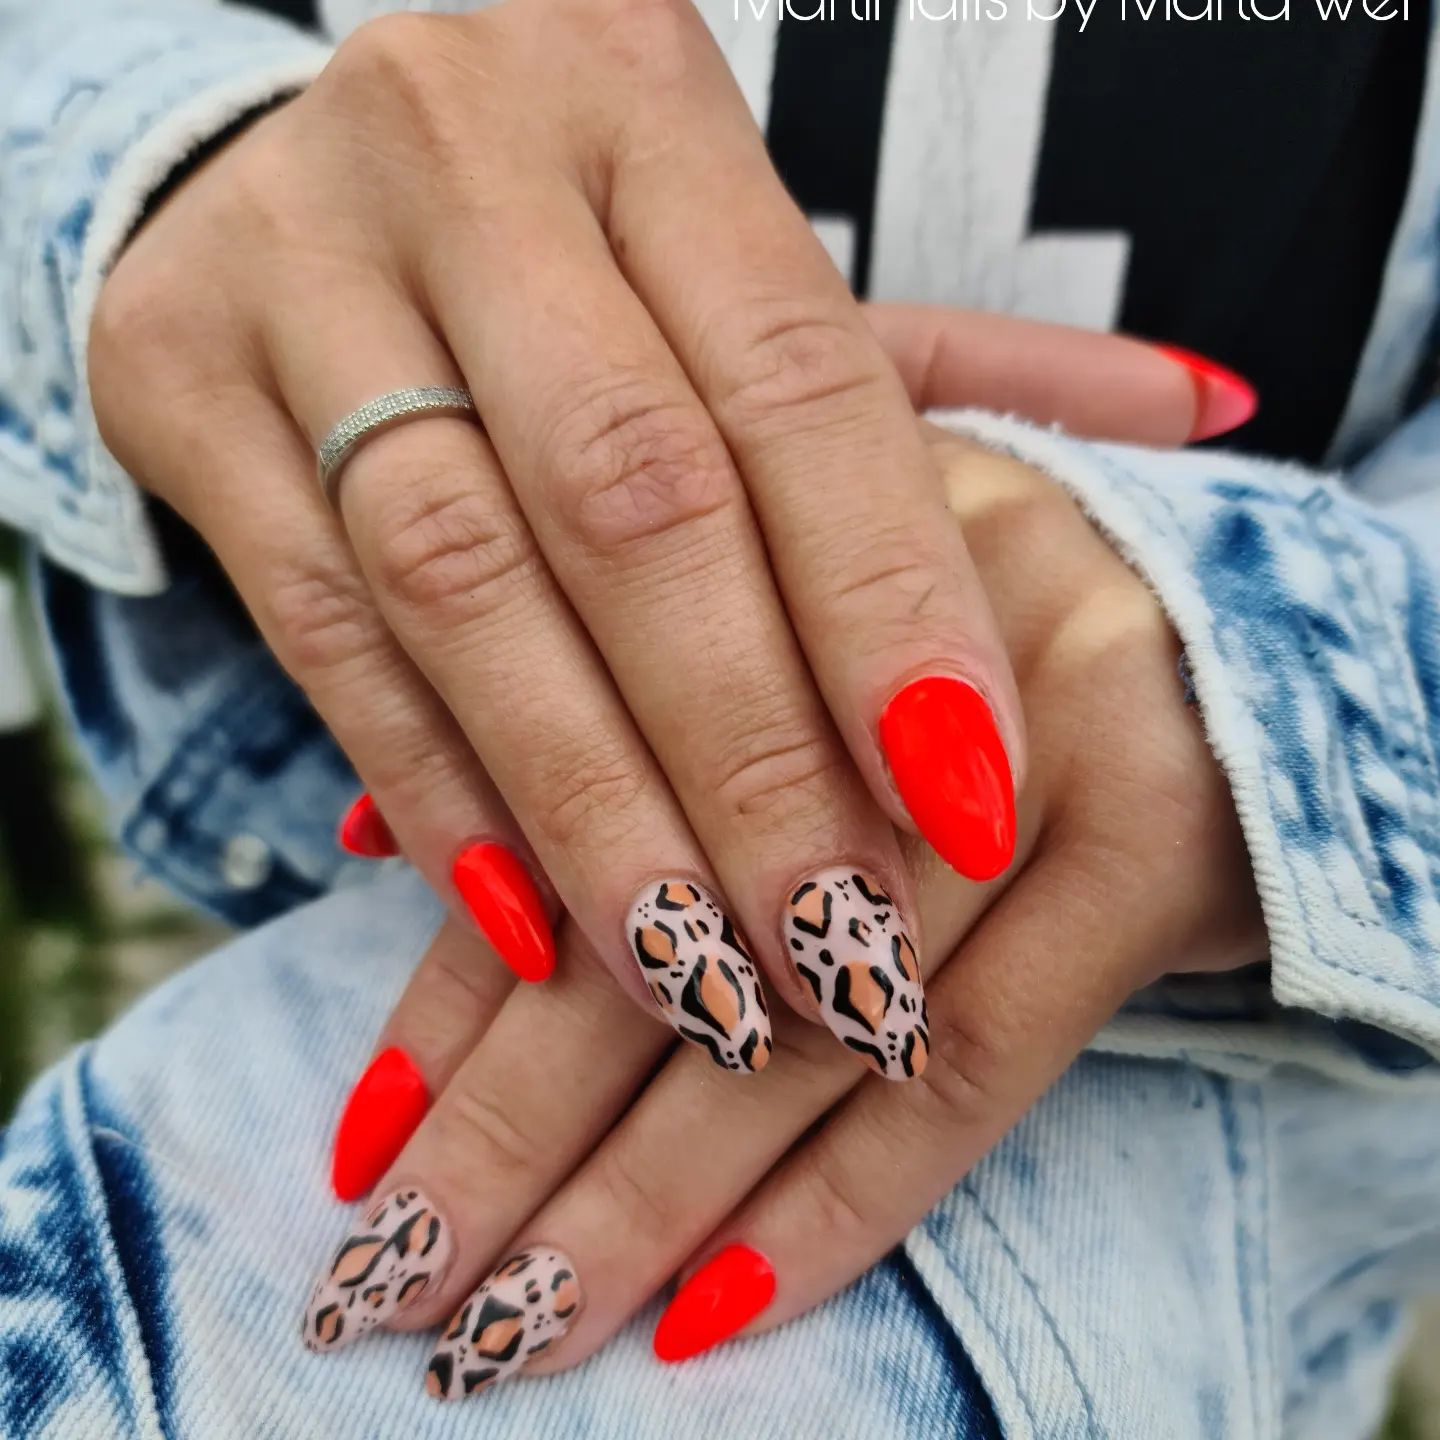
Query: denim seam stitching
1302,498,1440,873
61,1049,164,1438
1251,1080,1279,1439
960,1176,1101,1438
1110,455,1438,1005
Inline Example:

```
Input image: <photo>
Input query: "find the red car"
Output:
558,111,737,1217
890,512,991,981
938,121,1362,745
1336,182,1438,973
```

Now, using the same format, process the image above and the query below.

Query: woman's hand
298,426,1264,1391
322,303,1218,1199
88,0,1227,1086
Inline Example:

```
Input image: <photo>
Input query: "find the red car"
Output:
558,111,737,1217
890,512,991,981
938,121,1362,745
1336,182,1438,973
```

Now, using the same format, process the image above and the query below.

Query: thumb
864,302,1257,446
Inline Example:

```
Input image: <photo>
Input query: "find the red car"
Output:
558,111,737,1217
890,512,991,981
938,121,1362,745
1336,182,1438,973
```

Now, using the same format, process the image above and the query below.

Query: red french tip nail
1153,344,1259,443
338,794,399,858
653,1244,776,1363
879,675,1016,882
451,842,556,983
330,1046,429,1202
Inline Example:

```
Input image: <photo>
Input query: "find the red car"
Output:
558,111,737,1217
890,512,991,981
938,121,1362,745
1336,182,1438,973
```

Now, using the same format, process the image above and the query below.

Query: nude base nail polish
785,868,928,1080
627,879,771,1074
426,1248,581,1399
330,1046,430,1202
302,1187,453,1353
653,1244,775,1363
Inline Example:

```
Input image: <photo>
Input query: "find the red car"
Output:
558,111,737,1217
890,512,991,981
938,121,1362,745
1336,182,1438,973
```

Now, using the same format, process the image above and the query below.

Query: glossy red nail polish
879,675,1016,882
1153,344,1258,443
338,794,398,858
452,842,556,983
653,1244,776,1363
330,1046,429,1202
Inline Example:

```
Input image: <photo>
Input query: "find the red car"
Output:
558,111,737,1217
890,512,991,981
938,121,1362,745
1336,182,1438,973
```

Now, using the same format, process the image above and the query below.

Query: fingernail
879,675,1015,881
338,793,398,858
452,842,556,983
627,880,772,1075
653,1244,775,1363
785,868,928,1080
426,1248,581,1400
330,1047,430,1202
302,1187,453,1353
1153,344,1258,442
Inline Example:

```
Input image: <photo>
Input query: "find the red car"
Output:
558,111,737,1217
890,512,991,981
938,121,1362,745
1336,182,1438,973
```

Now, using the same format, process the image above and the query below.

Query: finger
123,350,557,987
420,1003,858,1397
653,847,1150,1360
595,20,1021,884
418,183,923,1071
863,303,1206,444
299,917,672,1357
415,838,1003,1389
328,917,517,1201
268,286,776,1074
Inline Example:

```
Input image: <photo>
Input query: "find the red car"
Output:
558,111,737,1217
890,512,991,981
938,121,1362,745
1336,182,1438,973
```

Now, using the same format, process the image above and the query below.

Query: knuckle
324,13,472,154
824,535,951,632
263,555,382,678
543,379,735,558
587,1144,680,1239
911,1012,1004,1131
589,0,697,86
370,479,541,618
717,305,887,435
429,1085,535,1184
711,724,847,831
329,12,441,88
796,1151,877,1243
90,265,192,401
528,750,647,853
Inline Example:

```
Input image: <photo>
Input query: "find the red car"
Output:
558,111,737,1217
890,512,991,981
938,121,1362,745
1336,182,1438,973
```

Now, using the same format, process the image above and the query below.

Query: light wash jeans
2,864,1439,1439
4,1,1440,1435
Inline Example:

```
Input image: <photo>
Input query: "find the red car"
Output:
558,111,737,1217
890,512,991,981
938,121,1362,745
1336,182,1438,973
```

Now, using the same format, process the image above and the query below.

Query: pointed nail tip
1152,343,1259,442
329,1171,363,1204
337,795,399,858
1189,386,1259,444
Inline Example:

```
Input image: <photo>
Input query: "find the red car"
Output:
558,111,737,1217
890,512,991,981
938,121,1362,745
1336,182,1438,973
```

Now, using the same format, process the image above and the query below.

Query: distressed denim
3,868,1439,1439
3,0,1440,1436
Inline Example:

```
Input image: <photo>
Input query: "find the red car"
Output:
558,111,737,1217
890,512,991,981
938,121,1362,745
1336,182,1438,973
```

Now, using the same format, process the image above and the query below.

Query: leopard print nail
301,1187,452,1353
627,880,772,1074
425,1248,581,1400
786,868,928,1080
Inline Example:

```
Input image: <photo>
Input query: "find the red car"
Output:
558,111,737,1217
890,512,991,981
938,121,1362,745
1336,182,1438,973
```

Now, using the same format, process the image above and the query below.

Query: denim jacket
1,0,1439,1092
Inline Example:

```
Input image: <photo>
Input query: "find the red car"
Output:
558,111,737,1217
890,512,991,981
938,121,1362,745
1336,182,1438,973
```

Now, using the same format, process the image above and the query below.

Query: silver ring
317,386,477,502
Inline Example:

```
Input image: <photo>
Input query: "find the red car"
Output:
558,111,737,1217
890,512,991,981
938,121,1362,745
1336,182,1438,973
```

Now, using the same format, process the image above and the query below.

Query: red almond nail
1153,344,1259,443
338,793,398,858
653,1244,776,1363
330,1046,429,1202
452,842,556,983
879,675,1016,882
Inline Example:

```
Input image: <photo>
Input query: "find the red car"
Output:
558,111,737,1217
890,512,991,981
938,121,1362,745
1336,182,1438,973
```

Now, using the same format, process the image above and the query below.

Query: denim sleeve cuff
0,4,331,595
930,408,1440,1060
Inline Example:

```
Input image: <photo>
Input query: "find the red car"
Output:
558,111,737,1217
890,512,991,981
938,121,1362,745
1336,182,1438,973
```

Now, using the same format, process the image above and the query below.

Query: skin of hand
298,425,1265,1397
87,0,1232,1093
323,303,1222,1201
